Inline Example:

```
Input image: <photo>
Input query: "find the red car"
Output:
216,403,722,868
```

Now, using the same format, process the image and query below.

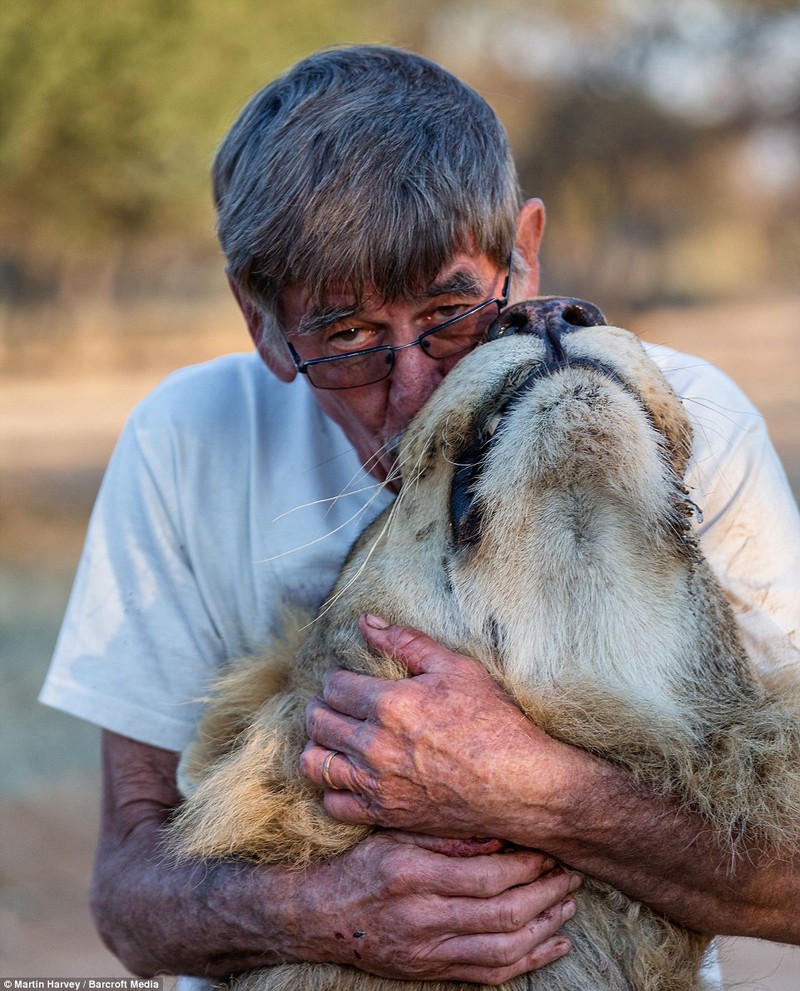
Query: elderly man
41,45,800,987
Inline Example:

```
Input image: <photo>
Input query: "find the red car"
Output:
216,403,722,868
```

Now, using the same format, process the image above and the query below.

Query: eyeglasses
283,263,511,390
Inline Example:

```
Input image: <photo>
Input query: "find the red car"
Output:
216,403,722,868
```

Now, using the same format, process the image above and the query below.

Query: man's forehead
329,257,491,303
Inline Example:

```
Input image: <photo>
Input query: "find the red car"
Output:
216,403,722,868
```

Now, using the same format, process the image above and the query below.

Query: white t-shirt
41,352,394,748
39,346,799,991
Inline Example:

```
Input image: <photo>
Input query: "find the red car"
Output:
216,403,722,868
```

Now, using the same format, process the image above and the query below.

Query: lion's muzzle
451,297,615,546
486,295,607,361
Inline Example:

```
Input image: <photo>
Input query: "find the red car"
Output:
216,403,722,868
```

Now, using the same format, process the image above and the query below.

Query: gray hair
213,45,522,351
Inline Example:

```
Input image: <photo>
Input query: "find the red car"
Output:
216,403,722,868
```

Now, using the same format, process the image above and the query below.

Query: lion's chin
449,352,650,548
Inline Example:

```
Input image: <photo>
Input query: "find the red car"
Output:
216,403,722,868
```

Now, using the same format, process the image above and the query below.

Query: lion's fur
169,312,800,991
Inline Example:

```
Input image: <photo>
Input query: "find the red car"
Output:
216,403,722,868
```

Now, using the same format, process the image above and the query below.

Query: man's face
277,253,511,489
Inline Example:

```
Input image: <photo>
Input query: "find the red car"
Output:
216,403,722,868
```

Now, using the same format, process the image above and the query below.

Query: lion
169,298,800,991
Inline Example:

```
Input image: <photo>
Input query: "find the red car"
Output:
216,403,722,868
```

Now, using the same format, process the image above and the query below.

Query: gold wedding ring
321,749,342,790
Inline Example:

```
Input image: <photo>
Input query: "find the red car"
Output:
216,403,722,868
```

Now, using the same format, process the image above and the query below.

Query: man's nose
487,296,606,362
388,337,447,417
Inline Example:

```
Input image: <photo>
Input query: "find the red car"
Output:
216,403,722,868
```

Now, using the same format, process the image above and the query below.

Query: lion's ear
514,198,546,296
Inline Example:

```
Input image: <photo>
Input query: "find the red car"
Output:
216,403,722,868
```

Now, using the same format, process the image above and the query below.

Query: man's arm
303,618,800,945
91,730,581,983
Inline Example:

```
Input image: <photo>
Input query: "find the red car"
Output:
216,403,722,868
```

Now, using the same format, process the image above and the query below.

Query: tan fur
169,309,800,991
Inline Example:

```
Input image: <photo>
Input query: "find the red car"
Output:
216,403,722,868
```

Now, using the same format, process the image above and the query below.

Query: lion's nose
486,296,607,350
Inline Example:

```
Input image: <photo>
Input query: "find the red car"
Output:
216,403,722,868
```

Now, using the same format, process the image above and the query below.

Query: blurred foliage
0,0,420,299
0,0,397,240
0,0,798,312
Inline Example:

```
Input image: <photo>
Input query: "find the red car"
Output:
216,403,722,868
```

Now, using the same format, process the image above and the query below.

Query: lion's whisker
302,485,408,628
270,480,387,524
257,486,391,566
258,442,406,563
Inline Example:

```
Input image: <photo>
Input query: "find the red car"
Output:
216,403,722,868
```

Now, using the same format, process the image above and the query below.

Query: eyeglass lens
304,299,502,389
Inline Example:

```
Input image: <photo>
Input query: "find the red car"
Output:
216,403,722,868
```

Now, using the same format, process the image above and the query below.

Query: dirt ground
0,294,798,985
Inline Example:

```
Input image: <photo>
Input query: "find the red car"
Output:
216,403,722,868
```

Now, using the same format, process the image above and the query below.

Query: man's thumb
359,614,455,676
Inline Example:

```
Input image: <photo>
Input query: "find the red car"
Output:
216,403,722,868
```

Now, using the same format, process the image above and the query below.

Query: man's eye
433,304,469,322
326,326,376,353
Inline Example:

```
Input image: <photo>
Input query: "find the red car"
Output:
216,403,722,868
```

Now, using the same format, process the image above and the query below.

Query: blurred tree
0,0,410,300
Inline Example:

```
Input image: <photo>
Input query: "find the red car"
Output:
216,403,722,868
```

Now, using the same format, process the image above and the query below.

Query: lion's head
345,298,703,702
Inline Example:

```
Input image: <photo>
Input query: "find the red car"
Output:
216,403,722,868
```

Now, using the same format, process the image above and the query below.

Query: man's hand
302,614,576,843
289,830,580,984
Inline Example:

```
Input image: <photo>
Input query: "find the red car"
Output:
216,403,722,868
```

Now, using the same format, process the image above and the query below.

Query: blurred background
1,0,797,984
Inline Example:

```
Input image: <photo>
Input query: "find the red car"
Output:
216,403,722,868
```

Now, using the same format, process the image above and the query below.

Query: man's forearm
91,818,303,977
92,731,303,976
513,745,800,943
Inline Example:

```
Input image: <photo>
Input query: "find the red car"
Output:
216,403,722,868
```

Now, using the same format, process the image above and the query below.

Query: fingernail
364,614,390,629
568,872,583,892
561,897,577,921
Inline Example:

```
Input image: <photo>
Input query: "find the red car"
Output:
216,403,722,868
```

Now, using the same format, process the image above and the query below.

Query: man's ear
226,271,296,382
514,198,546,297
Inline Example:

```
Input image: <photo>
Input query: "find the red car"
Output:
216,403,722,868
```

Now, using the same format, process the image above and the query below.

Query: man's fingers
359,614,484,678
317,668,386,720
436,933,573,986
300,740,381,826
432,866,581,934
305,695,369,751
386,838,581,902
434,901,574,965
301,742,361,792
404,888,576,984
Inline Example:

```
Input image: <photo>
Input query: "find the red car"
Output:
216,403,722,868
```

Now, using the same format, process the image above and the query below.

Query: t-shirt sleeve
682,362,800,681
39,407,227,752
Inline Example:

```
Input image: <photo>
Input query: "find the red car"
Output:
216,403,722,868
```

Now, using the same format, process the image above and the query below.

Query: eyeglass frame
281,260,513,390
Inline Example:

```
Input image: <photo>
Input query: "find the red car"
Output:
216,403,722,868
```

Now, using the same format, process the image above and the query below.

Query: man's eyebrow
296,303,360,336
422,270,486,300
